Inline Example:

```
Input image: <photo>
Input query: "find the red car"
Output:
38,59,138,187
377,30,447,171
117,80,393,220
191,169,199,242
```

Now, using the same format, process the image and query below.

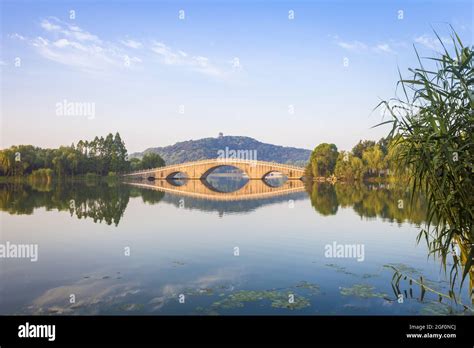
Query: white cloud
150,41,180,64
31,36,119,70
68,29,101,43
52,38,87,51
414,34,451,51
9,33,26,41
151,41,223,77
335,36,400,55
337,40,367,52
22,18,141,71
15,16,229,78
40,18,101,43
120,39,142,49
374,43,395,54
40,19,61,32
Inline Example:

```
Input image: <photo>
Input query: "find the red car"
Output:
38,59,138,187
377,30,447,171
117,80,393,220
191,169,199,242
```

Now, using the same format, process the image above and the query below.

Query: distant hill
130,136,311,167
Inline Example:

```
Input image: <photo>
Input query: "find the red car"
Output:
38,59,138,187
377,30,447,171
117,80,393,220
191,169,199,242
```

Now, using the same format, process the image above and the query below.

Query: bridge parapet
123,158,306,180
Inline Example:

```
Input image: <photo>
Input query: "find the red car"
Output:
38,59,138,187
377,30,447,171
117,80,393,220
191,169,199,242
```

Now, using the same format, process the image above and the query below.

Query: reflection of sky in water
0,182,471,315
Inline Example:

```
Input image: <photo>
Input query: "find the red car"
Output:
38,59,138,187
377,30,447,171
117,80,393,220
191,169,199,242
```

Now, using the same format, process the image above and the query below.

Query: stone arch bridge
123,159,306,180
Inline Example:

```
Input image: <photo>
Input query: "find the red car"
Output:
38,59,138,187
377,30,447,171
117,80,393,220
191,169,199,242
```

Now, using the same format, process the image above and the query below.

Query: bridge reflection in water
127,178,306,201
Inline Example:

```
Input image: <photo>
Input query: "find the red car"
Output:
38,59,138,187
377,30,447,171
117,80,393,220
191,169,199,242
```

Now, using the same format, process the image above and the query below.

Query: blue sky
1,0,472,152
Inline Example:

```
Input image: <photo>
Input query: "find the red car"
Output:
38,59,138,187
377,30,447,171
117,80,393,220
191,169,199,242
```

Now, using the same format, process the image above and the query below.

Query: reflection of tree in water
306,182,338,216
0,182,66,215
69,183,131,226
136,188,165,205
306,182,427,224
0,182,137,226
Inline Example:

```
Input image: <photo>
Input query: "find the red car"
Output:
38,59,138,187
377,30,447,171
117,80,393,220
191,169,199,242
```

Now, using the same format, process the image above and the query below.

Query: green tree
129,158,142,171
113,132,128,172
362,145,384,176
0,148,15,176
0,132,132,177
335,152,365,180
352,140,376,159
141,153,165,170
308,143,338,177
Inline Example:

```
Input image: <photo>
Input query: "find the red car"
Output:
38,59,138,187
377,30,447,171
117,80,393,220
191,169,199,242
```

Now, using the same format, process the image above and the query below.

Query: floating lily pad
271,295,310,310
294,281,321,294
183,287,214,296
325,263,356,276
210,290,310,311
340,284,387,299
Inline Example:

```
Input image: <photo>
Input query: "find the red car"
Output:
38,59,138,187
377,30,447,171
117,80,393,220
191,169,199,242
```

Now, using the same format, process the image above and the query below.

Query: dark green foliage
352,140,376,159
334,152,365,180
308,143,338,177
308,137,405,180
140,153,165,170
0,132,131,177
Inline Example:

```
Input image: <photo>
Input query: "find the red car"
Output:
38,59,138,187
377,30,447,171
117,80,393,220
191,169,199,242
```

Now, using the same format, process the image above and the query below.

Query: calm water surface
0,178,471,315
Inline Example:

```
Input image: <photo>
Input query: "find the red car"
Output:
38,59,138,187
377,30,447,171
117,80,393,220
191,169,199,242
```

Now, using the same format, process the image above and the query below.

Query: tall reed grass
377,27,473,298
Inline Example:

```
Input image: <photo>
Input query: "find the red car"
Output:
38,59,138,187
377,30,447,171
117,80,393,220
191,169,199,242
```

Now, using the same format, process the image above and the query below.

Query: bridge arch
262,170,288,187
262,170,286,178
201,164,249,180
166,171,188,179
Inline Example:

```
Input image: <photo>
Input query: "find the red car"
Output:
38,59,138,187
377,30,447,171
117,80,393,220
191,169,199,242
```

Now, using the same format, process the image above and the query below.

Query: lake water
0,178,471,315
